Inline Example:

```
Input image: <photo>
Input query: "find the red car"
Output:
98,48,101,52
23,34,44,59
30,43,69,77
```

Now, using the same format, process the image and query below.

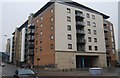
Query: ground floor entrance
76,55,98,68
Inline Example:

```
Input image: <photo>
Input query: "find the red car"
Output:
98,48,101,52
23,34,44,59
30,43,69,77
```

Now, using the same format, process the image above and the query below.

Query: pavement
1,64,120,78
34,67,120,78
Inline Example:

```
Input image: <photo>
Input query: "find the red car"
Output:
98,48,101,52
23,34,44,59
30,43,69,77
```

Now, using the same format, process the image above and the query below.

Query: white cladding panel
21,28,25,62
55,3,77,51
55,2,106,53
9,36,13,62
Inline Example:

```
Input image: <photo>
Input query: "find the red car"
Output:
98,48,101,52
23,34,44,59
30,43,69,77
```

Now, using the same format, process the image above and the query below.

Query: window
40,47,42,51
93,30,97,35
36,19,38,23
87,21,90,26
36,33,38,36
40,24,43,28
50,8,54,13
86,13,90,18
111,31,113,36
110,25,113,31
95,46,98,51
88,37,92,42
50,25,54,31
68,44,72,49
68,34,72,40
50,35,54,40
50,17,54,22
36,48,38,52
67,16,71,22
40,41,42,44
67,25,71,31
36,41,38,45
112,42,115,48
89,46,92,50
40,16,43,20
92,15,95,19
50,44,54,49
67,8,71,13
40,31,42,35
94,38,97,42
93,22,96,27
112,49,115,54
36,26,38,31
88,29,91,34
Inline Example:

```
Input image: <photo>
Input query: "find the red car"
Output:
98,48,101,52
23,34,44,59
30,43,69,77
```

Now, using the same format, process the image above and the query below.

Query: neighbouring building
6,38,11,53
11,0,117,69
103,20,117,66
11,22,27,65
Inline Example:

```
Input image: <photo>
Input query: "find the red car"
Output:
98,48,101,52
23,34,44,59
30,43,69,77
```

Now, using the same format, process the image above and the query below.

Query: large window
50,17,54,22
50,35,54,40
88,29,91,34
40,31,42,35
86,13,90,18
88,37,92,42
93,30,97,35
93,22,96,27
40,24,43,28
67,25,71,31
40,16,43,20
67,16,71,22
36,48,38,52
50,25,54,31
50,8,54,13
89,46,92,50
68,44,72,49
92,15,95,19
67,8,71,13
87,21,90,26
50,44,54,49
68,34,72,40
95,46,98,51
94,38,97,42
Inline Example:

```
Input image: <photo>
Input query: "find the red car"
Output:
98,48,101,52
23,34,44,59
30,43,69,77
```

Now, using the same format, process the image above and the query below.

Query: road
2,63,17,77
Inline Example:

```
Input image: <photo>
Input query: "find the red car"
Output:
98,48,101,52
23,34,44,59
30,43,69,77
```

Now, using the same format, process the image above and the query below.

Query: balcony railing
104,28,108,32
77,39,86,44
76,13,84,18
76,21,85,26
103,20,108,25
77,30,85,34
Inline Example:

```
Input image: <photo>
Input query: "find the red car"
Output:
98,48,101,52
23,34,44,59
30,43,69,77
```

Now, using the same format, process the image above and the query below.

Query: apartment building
103,20,117,66
32,0,109,69
6,38,11,53
11,0,117,69
11,22,27,65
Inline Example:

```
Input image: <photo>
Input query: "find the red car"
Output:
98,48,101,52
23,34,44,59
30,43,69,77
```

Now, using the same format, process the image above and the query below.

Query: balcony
77,45,85,51
29,45,34,49
76,30,85,35
76,13,84,20
76,21,85,29
104,28,108,32
28,52,34,56
103,20,108,26
28,23,35,28
77,39,86,44
27,30,35,35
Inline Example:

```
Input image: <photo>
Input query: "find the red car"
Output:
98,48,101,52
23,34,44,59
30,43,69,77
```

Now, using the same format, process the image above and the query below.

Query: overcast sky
0,0,119,51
